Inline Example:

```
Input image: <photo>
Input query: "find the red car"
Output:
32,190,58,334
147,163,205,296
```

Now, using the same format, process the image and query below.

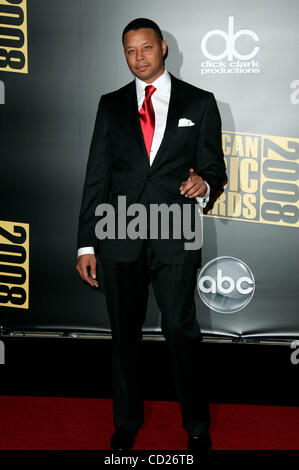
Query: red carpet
0,396,298,450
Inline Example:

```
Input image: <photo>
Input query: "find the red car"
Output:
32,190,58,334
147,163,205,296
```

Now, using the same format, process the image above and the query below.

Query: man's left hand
179,168,207,198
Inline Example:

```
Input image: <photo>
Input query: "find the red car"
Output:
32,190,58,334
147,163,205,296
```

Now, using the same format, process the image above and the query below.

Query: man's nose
136,49,145,61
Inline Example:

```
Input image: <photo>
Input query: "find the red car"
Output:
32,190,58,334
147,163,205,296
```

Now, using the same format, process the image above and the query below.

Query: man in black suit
76,18,227,452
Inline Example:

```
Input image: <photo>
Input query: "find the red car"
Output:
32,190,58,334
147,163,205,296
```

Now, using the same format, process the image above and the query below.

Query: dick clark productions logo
197,256,255,314
200,16,260,74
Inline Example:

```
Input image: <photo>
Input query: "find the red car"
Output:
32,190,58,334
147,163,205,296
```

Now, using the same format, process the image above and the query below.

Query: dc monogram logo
201,16,260,61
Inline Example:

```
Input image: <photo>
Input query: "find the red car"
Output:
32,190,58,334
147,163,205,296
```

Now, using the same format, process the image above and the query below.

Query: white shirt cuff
78,246,95,257
195,181,210,208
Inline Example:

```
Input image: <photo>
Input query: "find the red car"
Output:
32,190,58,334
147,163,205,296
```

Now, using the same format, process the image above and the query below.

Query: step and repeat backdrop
0,0,298,339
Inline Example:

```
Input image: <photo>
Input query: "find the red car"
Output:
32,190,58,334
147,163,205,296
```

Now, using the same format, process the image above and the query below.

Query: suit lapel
150,73,185,172
122,80,149,168
122,72,185,171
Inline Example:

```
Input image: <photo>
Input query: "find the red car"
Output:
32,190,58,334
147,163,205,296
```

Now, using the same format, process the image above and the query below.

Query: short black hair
122,18,164,45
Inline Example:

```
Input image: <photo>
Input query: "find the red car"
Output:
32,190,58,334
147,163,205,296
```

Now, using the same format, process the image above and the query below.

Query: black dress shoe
187,432,212,453
110,429,137,451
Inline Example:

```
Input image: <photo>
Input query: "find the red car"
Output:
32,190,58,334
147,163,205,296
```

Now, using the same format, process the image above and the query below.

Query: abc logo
201,16,260,61
197,256,255,314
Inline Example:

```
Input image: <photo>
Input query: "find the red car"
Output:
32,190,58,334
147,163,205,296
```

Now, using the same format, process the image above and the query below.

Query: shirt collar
135,66,171,101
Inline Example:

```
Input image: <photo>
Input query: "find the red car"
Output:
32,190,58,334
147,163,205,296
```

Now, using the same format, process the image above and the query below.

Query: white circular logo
197,256,255,314
201,16,260,61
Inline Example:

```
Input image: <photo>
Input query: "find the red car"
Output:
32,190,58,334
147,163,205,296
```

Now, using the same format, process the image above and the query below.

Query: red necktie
139,85,156,159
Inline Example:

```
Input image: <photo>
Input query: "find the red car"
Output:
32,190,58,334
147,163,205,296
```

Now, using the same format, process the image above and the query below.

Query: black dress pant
101,238,211,435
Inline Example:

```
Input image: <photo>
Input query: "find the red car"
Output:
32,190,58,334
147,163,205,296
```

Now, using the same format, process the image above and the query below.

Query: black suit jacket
77,72,227,265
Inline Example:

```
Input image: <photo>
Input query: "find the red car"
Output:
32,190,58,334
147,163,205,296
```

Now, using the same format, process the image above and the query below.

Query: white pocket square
178,118,195,127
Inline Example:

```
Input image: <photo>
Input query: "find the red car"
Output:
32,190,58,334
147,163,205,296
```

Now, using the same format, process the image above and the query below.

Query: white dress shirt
78,67,210,257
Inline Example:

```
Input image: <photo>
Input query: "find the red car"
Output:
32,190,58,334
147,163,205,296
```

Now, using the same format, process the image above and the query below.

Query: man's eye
127,50,134,54
145,46,152,50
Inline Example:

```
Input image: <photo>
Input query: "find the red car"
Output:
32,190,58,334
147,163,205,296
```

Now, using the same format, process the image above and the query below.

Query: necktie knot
144,85,156,100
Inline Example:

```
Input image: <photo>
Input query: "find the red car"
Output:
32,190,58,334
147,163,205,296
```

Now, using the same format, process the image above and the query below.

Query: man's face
123,28,167,83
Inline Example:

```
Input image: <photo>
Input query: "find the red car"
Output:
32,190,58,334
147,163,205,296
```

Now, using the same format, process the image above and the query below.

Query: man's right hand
76,254,99,288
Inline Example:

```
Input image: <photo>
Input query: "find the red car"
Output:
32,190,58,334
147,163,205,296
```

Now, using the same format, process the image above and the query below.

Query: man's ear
162,39,167,56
